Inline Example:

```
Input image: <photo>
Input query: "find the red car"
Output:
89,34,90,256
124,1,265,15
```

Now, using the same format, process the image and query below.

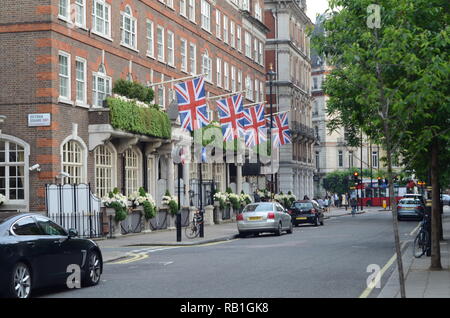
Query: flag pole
206,90,246,101
264,110,290,118
243,101,267,108
148,73,208,87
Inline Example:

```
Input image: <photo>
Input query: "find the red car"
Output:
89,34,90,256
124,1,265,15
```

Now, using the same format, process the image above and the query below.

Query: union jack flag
216,94,248,142
244,104,267,148
270,112,291,147
174,77,210,131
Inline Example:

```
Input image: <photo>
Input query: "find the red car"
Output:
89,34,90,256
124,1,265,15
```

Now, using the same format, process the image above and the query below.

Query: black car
0,213,103,298
288,200,325,227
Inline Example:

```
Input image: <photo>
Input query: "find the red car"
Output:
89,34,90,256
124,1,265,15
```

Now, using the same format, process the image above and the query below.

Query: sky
306,0,330,23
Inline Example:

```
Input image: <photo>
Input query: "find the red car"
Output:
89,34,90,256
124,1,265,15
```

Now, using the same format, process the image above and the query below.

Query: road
36,210,419,298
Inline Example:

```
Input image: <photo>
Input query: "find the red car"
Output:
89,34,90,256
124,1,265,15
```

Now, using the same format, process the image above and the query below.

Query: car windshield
243,203,274,213
293,202,314,209
399,199,421,205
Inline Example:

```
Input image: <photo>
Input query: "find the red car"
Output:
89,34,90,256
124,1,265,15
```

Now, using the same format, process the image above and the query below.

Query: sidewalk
378,207,450,298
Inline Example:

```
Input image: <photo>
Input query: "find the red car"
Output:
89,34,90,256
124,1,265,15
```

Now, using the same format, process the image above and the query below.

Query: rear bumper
292,215,316,224
237,220,277,233
398,210,423,219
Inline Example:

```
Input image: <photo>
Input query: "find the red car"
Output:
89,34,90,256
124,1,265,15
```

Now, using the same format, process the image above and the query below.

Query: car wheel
9,262,32,298
275,222,282,236
287,222,293,234
83,250,102,287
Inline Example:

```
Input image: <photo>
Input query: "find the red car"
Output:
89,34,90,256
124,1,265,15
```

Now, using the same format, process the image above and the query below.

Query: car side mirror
68,228,78,238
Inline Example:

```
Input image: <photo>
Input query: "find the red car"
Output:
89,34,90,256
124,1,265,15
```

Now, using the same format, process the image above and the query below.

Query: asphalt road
36,210,419,298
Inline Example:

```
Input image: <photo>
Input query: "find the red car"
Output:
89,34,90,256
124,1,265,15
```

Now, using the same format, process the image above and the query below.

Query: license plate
296,217,307,220
248,216,262,221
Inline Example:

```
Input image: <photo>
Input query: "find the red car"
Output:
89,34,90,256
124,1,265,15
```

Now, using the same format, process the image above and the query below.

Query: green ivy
107,97,171,139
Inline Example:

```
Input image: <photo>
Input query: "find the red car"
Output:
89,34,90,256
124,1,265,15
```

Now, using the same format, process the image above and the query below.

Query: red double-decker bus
351,179,407,207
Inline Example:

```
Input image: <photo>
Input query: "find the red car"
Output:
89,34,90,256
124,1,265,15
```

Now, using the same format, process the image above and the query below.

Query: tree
312,0,449,297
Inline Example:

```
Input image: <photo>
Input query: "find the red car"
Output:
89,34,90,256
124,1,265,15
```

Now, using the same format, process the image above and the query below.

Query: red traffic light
353,172,359,177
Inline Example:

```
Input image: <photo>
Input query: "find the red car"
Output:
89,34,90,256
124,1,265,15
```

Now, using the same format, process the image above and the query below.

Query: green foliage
107,97,171,139
226,187,233,194
112,79,154,104
108,202,127,222
142,200,156,220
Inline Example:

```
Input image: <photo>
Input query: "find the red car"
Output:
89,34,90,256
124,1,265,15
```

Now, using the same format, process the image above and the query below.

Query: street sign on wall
28,113,51,127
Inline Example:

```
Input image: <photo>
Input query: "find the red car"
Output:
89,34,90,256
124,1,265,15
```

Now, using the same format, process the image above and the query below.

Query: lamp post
266,64,276,198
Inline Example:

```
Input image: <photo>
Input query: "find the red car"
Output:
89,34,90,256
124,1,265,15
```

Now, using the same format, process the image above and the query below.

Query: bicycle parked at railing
185,211,204,239
413,214,430,258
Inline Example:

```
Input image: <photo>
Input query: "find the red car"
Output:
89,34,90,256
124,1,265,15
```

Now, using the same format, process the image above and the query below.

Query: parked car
441,194,450,206
397,198,425,221
288,200,324,227
0,213,103,298
402,194,425,205
236,202,292,237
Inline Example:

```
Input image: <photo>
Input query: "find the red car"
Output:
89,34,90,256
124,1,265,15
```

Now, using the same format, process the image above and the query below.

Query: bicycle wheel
413,230,428,258
185,221,199,239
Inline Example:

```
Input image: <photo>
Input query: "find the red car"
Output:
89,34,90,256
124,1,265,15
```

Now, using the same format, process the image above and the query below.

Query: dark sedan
288,200,325,227
0,213,103,298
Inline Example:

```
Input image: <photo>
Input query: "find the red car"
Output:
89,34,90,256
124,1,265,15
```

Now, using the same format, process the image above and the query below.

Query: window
157,26,165,62
241,0,250,11
253,38,258,62
246,76,253,101
59,0,70,20
166,0,174,9
237,70,243,91
348,151,354,168
75,57,87,105
125,148,140,196
223,15,228,44
201,0,211,32
0,140,25,202
180,0,187,17
237,26,242,52
35,216,67,236
75,0,86,27
259,41,264,65
231,66,236,92
146,20,154,58
202,51,212,82
180,38,188,72
372,151,379,168
255,1,262,21
224,62,229,90
121,6,137,49
92,64,111,107
338,150,343,167
254,79,259,101
315,151,320,170
157,84,165,108
189,43,197,75
167,31,175,67
230,20,235,48
62,140,84,184
216,10,222,39
12,217,42,236
260,81,264,102
245,32,252,58
92,0,111,38
188,0,196,22
58,52,71,102
216,58,222,87
95,145,114,198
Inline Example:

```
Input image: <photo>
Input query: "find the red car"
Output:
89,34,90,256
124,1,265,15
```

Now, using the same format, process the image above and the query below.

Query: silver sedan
236,202,293,237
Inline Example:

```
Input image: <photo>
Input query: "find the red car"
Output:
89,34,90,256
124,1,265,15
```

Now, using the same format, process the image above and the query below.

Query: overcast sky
306,0,330,22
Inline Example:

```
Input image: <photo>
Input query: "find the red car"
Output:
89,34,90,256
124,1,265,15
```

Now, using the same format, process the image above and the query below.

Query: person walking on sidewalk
350,197,357,216
341,193,348,211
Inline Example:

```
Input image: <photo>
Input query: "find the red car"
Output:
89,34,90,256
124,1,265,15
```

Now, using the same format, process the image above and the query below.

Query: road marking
359,241,408,298
110,253,149,265
409,223,421,236
196,239,240,247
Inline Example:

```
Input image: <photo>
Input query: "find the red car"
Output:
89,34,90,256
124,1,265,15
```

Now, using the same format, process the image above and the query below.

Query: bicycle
185,212,204,239
413,215,430,258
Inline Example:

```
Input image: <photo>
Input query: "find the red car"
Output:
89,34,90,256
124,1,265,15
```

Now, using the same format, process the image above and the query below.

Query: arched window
95,144,115,198
93,64,112,107
62,140,84,184
124,148,141,196
121,5,137,49
0,140,26,202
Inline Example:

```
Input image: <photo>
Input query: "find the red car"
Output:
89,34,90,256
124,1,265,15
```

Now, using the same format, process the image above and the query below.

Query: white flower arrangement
112,93,150,109
102,192,128,208
239,193,252,205
162,195,178,206
0,194,7,205
129,191,156,207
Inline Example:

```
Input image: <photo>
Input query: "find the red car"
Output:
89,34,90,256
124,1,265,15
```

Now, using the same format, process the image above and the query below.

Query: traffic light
353,172,359,184
377,177,382,186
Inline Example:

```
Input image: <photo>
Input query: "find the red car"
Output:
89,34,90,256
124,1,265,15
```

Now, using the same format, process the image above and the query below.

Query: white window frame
237,70,243,91
146,19,155,59
58,0,70,21
167,30,175,67
75,57,87,107
202,51,212,83
223,15,229,44
58,51,71,103
124,147,142,197
157,25,165,63
245,32,252,58
92,64,112,108
224,62,229,91
216,10,222,39
189,43,197,75
180,38,188,72
61,140,86,185
180,0,187,17
201,0,211,32
92,0,112,40
231,66,236,92
254,38,258,62
94,143,117,198
230,20,235,48
216,58,222,87
188,0,196,23
120,6,137,50
75,0,86,28
237,26,242,52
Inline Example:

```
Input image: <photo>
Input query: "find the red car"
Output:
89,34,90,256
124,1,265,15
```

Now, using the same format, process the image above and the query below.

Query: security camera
58,171,71,178
29,164,41,172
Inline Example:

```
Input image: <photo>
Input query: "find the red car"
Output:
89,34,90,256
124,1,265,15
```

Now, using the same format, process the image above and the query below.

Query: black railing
48,211,104,239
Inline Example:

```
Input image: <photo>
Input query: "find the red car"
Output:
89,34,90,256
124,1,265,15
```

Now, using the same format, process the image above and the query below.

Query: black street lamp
266,64,276,197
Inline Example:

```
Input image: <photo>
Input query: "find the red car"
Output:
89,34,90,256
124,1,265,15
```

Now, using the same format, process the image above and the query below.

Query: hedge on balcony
107,97,171,139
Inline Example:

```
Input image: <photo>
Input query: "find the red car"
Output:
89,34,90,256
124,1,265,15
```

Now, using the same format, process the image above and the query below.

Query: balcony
291,121,316,141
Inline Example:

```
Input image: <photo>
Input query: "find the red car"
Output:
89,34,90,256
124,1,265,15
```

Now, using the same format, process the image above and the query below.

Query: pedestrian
342,193,348,211
350,197,357,216
334,193,340,208
253,191,261,203
303,195,309,200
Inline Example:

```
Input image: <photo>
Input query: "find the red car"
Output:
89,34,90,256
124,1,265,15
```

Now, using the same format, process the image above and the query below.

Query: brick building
0,0,267,213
